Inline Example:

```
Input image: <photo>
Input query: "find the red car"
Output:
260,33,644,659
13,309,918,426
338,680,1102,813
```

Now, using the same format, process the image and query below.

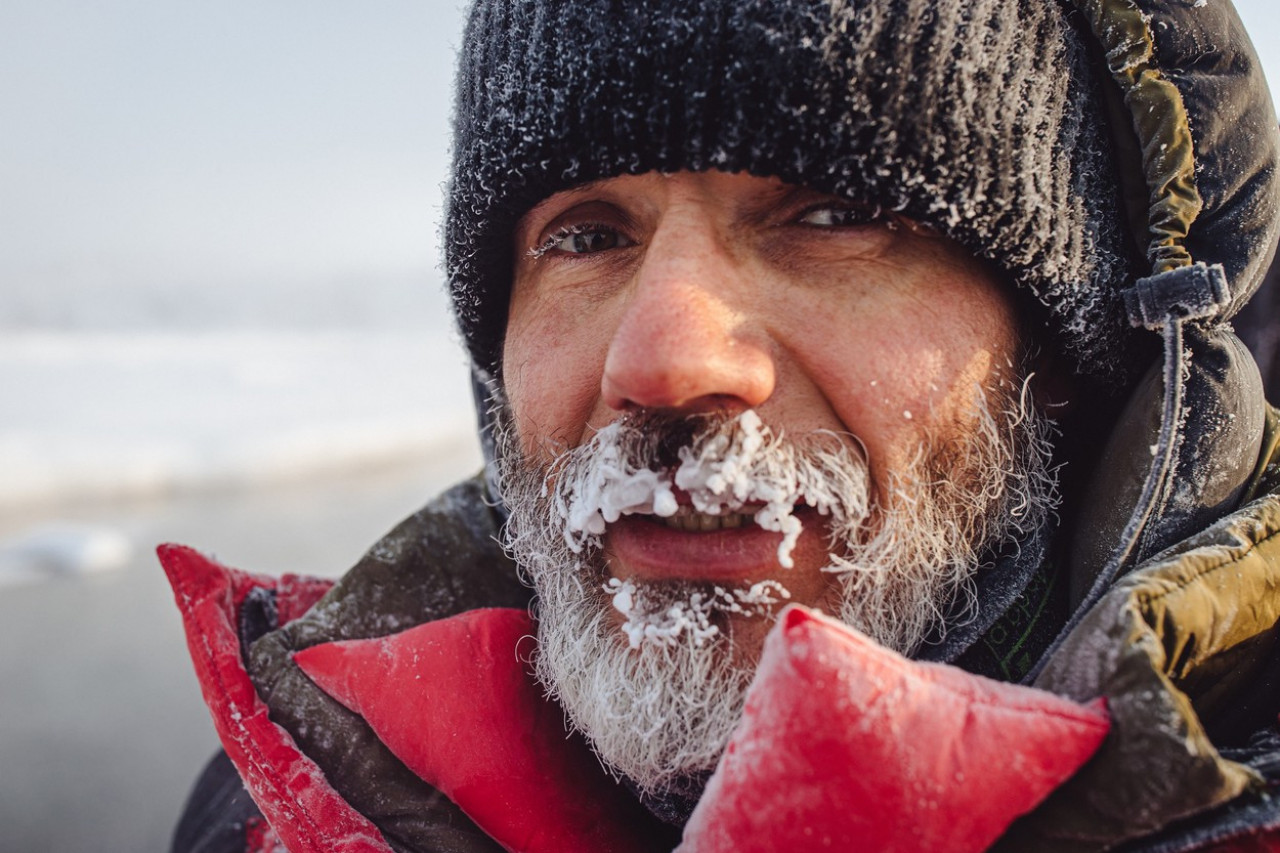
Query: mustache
540,409,873,569
543,409,769,473
593,409,724,470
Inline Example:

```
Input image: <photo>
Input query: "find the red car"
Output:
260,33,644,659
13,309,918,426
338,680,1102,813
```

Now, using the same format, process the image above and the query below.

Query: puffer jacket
165,332,1280,852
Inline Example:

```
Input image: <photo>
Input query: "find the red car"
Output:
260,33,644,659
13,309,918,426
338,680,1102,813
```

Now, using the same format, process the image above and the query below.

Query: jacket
166,326,1280,852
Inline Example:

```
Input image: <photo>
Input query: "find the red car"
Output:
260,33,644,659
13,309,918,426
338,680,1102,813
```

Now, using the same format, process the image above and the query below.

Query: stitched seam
176,567,332,849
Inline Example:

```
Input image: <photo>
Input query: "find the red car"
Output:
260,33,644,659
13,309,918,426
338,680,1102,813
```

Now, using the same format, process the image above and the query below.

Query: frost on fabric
605,577,791,649
558,410,833,568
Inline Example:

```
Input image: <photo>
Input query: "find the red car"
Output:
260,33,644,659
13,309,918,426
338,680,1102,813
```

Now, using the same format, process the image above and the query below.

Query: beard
494,377,1058,797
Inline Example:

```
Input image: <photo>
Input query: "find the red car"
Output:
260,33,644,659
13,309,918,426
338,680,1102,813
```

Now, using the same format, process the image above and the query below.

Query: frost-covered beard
495,382,1057,796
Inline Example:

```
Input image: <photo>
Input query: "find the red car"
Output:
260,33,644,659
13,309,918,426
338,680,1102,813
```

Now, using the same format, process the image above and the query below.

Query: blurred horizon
0,2,475,513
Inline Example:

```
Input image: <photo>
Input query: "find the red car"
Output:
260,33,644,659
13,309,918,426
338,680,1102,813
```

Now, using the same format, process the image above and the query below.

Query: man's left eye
797,205,880,228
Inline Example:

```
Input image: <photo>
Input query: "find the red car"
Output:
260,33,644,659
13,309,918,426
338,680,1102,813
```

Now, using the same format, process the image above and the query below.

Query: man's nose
601,226,776,413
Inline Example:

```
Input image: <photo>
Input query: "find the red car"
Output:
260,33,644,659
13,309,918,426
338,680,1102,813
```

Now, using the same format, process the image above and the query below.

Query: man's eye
797,205,881,228
532,225,633,257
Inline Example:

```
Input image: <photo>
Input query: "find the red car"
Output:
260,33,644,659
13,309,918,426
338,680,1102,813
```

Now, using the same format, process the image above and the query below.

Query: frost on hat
449,0,1280,386
678,605,1110,852
293,608,668,853
446,0,1135,381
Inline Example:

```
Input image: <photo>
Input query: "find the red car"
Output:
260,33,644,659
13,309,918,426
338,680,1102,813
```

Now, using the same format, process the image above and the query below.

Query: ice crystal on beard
555,439,678,551
671,410,813,568
559,410,833,568
605,577,792,649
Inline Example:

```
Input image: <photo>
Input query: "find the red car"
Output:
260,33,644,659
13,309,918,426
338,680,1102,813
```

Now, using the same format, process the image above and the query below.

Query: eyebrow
518,178,615,239
739,184,816,223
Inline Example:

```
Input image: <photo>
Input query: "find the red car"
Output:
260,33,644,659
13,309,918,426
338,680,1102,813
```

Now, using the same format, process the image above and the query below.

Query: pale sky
0,1,465,300
1,0,1277,315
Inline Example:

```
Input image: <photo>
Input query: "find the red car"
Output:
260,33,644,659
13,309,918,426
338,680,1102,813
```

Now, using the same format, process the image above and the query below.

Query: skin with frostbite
504,170,1023,654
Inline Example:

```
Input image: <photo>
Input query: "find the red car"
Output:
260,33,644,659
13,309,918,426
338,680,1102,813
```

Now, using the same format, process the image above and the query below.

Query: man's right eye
531,224,633,258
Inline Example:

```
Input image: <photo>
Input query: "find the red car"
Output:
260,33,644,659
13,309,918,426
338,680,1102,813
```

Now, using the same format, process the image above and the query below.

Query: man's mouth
555,410,866,569
655,508,753,533
607,505,828,585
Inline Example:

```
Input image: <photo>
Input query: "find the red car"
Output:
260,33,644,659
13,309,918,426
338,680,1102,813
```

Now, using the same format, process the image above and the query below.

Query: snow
0,328,475,512
605,577,791,649
0,523,133,588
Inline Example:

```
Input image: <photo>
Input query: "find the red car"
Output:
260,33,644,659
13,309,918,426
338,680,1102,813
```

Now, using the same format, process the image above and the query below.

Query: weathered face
498,169,1050,794
505,169,1022,625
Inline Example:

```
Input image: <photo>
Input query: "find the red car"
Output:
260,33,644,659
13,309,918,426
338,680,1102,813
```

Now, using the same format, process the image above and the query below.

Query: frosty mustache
550,409,874,570
535,409,879,648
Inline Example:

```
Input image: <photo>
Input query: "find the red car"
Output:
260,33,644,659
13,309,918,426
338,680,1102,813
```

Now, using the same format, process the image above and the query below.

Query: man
166,0,1280,851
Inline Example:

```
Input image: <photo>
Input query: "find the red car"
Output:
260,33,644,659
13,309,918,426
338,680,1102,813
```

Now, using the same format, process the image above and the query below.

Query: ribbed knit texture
446,0,1136,379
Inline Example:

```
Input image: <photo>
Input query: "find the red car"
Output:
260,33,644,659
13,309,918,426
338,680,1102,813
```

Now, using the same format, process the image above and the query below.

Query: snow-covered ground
0,281,481,582
0,327,474,515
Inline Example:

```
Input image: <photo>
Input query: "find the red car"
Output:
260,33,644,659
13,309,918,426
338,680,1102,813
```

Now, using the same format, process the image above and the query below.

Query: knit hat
444,0,1279,383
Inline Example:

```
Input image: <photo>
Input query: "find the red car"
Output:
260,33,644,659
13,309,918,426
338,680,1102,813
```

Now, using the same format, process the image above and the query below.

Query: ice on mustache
556,410,863,569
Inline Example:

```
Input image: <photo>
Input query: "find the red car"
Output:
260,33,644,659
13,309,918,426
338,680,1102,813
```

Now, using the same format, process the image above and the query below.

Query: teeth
659,512,750,533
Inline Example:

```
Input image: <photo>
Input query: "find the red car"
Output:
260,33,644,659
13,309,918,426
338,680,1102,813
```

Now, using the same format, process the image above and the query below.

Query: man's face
498,169,1049,793
505,169,1023,621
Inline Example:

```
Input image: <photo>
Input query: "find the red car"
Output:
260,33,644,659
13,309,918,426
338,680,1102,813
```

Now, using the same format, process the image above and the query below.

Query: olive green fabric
1070,0,1202,274
247,477,530,853
992,411,1280,851
1242,406,1280,505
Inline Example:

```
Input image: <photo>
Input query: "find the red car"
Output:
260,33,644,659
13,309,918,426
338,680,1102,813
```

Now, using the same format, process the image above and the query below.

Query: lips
606,506,822,583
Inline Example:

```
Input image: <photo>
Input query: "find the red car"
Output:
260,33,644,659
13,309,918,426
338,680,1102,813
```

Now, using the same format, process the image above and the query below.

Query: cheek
503,295,613,455
793,280,1019,484
811,333,949,471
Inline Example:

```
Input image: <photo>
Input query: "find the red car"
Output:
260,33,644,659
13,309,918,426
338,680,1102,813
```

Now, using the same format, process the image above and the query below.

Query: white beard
495,381,1057,797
